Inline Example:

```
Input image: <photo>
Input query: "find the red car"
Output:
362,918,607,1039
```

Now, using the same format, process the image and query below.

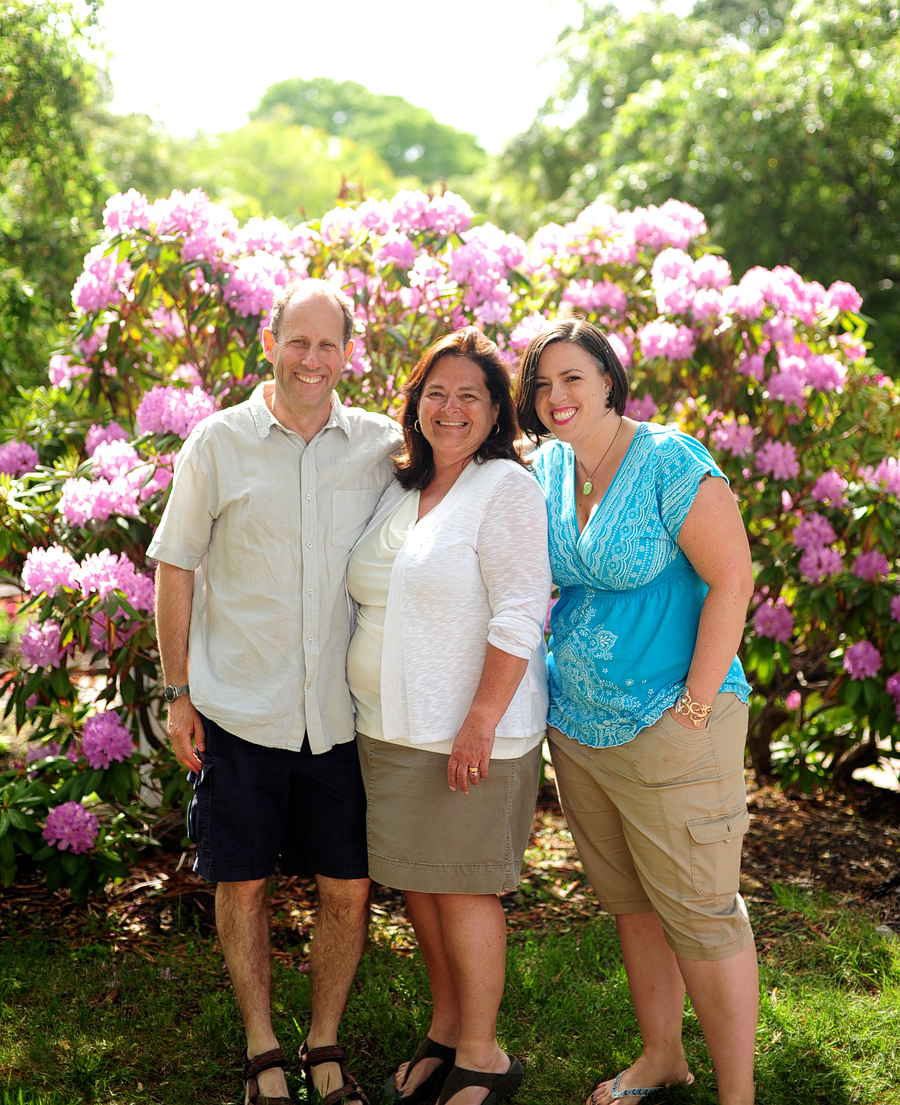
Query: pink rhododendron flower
887,673,900,700
843,641,882,680
18,619,67,668
91,440,142,480
25,740,77,765
43,802,99,854
606,330,633,369
793,512,837,551
837,334,866,362
710,419,753,457
0,440,38,477
826,281,863,314
85,422,128,457
891,595,900,622
81,710,135,770
753,599,794,642
853,550,891,582
735,351,765,381
508,313,550,353
692,254,731,289
755,440,799,481
237,215,296,255
628,199,706,251
766,369,806,407
563,278,628,316
59,475,141,525
224,253,288,317
77,549,155,611
21,545,79,595
799,546,843,583
103,189,153,234
651,248,694,283
49,354,90,388
136,385,215,439
805,353,847,393
625,394,658,422
72,244,133,314
637,320,697,361
811,470,848,507
859,457,900,495
374,233,417,269
785,691,802,710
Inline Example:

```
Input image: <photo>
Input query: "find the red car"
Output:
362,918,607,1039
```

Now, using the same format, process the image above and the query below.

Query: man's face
263,292,353,423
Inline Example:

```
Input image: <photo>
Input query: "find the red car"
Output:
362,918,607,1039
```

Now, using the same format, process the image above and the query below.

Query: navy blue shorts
187,715,369,882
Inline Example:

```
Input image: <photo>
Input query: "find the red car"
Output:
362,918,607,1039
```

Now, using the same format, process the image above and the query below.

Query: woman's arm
447,645,529,793
447,469,552,791
673,475,754,728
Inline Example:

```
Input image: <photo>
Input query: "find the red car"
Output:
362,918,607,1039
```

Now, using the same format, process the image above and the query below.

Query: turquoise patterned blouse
532,423,751,748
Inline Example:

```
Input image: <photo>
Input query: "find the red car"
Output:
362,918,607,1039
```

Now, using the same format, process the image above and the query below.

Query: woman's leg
387,890,461,1096
395,891,511,1105
678,942,758,1105
586,911,692,1105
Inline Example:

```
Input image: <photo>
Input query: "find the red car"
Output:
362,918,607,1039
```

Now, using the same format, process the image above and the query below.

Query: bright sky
95,0,678,153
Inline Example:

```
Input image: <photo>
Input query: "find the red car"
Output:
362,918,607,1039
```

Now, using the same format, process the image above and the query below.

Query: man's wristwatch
163,683,190,703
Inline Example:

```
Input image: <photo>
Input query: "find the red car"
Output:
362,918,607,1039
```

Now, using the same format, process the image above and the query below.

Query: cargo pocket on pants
685,805,750,896
186,755,214,857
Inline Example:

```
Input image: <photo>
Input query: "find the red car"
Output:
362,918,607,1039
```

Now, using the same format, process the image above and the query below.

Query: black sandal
242,1047,294,1105
384,1037,457,1103
299,1042,368,1105
437,1054,523,1105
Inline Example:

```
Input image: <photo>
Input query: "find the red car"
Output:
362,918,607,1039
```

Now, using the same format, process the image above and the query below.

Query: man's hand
167,695,206,772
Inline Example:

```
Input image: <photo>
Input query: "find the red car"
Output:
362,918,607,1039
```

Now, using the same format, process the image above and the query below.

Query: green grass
1,889,899,1104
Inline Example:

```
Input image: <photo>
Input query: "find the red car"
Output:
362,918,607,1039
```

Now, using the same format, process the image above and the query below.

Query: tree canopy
251,77,487,183
502,0,900,367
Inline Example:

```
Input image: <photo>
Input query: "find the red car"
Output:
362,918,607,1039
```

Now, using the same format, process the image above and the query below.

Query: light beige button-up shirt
148,383,402,753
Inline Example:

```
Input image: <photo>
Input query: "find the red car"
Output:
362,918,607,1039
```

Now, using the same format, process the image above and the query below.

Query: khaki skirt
357,735,542,894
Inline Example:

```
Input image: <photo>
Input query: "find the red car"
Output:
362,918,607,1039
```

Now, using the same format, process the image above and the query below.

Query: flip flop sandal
437,1054,523,1105
299,1042,369,1105
242,1047,293,1105
384,1037,457,1104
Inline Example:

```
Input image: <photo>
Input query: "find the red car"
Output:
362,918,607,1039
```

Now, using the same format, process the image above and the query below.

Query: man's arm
155,561,205,772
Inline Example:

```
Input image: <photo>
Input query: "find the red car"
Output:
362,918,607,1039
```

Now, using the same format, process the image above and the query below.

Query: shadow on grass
2,890,899,1105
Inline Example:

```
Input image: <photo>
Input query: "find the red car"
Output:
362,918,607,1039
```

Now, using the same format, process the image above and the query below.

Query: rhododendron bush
1,185,899,898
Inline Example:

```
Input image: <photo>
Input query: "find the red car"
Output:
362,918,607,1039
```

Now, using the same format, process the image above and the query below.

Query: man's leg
303,874,371,1098
217,878,290,1102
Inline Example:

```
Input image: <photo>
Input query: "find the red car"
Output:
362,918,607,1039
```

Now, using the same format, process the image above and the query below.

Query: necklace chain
577,418,623,496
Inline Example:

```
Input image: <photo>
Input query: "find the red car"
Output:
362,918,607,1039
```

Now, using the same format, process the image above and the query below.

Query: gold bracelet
674,686,712,728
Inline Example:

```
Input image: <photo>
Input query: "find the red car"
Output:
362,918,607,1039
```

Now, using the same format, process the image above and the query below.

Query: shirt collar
249,383,352,441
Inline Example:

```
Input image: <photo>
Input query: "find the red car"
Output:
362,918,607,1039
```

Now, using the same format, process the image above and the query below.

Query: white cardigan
353,457,551,749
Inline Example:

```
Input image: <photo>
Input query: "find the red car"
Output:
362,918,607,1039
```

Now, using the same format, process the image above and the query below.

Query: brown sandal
242,1047,294,1105
299,1042,368,1105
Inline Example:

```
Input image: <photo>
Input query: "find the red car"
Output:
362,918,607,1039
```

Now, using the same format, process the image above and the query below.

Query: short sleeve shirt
147,384,402,753
532,422,751,748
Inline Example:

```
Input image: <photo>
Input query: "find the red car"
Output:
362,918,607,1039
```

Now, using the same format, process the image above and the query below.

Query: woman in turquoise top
516,318,758,1105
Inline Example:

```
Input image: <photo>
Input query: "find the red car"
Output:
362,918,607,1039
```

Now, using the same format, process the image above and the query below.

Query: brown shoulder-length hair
394,327,525,490
515,317,629,443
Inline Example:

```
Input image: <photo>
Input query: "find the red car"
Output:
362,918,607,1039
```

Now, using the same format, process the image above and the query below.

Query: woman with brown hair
346,327,551,1105
516,317,758,1105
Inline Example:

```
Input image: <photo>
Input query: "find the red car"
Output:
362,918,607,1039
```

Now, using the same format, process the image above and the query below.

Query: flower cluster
42,801,100,854
18,619,67,669
843,641,882,681
48,354,90,388
136,385,215,438
21,545,154,612
81,710,135,770
72,243,134,315
756,440,800,481
0,440,38,477
753,599,794,643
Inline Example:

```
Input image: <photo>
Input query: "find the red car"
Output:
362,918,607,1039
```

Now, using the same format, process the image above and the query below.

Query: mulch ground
3,778,899,964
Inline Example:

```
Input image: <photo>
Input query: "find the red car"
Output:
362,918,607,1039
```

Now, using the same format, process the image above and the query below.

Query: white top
351,458,551,752
147,383,402,753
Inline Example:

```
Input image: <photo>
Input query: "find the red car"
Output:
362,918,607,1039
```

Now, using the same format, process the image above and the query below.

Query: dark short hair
515,317,629,442
268,279,355,346
394,328,525,490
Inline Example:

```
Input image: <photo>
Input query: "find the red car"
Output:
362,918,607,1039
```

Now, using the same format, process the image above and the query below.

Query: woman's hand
447,718,496,793
667,706,704,731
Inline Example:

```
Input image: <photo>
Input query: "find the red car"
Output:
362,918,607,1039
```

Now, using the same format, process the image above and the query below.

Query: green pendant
583,481,593,495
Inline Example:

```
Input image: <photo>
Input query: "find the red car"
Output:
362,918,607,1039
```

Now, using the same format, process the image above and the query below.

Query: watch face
164,686,175,702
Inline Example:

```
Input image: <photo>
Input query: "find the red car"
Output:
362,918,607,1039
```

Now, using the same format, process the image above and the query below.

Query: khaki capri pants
549,692,754,962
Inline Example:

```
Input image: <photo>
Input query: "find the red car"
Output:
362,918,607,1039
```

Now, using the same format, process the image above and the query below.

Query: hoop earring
490,422,500,436
414,419,422,433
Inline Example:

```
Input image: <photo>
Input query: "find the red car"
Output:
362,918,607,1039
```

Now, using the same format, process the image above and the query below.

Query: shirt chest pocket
331,488,381,548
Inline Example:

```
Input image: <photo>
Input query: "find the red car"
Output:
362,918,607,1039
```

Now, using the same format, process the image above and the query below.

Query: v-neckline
572,425,645,540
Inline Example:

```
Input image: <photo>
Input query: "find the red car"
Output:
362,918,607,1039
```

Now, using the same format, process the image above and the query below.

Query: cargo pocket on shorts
685,804,750,896
186,754,214,857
